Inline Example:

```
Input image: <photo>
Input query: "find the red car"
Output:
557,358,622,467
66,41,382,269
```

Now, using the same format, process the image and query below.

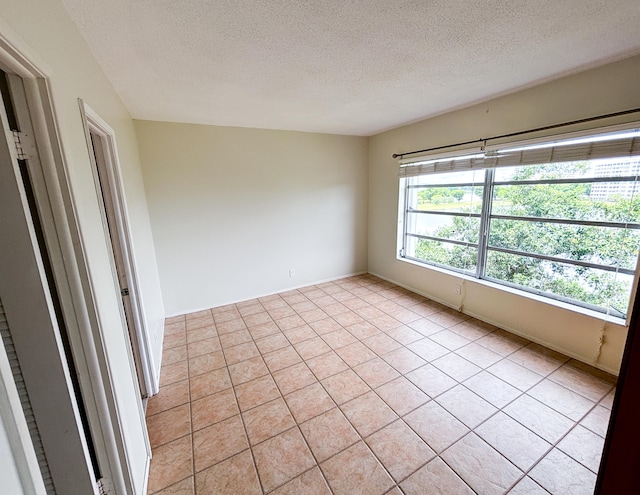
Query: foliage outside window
399,128,640,319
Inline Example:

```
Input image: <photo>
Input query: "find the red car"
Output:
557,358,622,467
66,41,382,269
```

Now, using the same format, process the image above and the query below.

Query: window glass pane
494,158,640,182
406,212,480,242
493,182,640,223
406,236,477,272
409,185,484,213
409,169,485,186
488,219,640,271
485,250,633,316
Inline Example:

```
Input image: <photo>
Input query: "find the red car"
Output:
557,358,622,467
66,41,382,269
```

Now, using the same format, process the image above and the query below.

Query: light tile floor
145,275,616,495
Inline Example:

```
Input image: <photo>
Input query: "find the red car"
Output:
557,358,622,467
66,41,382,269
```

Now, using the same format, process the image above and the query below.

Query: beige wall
368,55,640,375
1,0,165,491
136,121,369,315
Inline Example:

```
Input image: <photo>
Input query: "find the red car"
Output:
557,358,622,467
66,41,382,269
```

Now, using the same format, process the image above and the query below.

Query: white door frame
79,101,159,397
0,22,150,495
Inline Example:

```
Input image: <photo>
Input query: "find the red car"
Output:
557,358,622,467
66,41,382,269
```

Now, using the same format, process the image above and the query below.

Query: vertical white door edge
0,25,151,495
79,100,159,398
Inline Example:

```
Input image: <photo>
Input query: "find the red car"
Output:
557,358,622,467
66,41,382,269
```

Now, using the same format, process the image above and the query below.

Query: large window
399,127,640,319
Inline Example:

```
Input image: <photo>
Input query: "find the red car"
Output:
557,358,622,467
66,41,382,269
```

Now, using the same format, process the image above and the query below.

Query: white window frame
397,123,640,323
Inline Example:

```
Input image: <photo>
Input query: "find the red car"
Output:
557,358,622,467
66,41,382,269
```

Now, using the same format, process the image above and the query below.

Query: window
399,126,640,319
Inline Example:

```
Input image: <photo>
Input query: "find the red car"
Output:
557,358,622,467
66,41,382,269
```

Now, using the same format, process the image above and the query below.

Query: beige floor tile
147,404,191,448
507,476,550,495
455,342,502,368
191,388,238,431
580,404,611,437
320,441,395,495
228,355,269,386
269,466,331,495
341,390,398,437
294,336,332,359
283,324,317,343
194,450,261,495
272,361,317,395
404,401,469,453
248,321,281,339
219,329,252,349
405,364,457,398
253,428,316,493
189,367,231,400
407,338,449,362
151,476,194,495
162,345,188,366
186,325,217,344
487,358,544,391
285,382,336,423
255,331,290,354
353,357,400,388
188,351,226,377
147,380,190,417
504,394,574,443
407,317,445,337
222,342,260,365
235,374,281,412
306,351,349,380
242,398,296,445
557,425,605,472
321,368,370,404
148,277,608,495
147,436,193,494
309,317,344,335
263,345,303,372
300,407,360,462
381,347,427,374
442,433,522,495
193,415,248,472
528,379,595,421
530,448,597,495
366,420,435,482
376,376,429,416
464,370,521,408
431,353,481,382
335,341,377,367
475,412,551,471
160,360,189,387
401,457,474,495
187,337,221,359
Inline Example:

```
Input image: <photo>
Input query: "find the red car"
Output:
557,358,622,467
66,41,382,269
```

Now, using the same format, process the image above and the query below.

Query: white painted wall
135,121,369,315
368,54,640,375
0,0,165,492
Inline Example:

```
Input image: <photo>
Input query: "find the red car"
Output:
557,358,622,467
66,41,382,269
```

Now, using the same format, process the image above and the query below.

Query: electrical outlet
455,284,461,295
289,268,296,278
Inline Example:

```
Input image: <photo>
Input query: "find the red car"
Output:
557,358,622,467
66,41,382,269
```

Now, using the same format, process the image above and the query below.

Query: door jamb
0,25,148,495
79,101,159,397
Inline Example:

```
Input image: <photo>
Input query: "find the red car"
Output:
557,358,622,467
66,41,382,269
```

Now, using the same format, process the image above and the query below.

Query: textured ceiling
62,0,640,136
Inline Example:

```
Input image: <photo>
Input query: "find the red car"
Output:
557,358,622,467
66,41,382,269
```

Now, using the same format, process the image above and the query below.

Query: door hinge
12,130,36,160
121,287,130,296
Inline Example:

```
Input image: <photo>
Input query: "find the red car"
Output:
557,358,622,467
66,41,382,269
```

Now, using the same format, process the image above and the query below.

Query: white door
0,71,98,494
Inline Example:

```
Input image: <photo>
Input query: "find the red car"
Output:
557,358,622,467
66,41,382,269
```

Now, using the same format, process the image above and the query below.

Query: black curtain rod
392,107,640,159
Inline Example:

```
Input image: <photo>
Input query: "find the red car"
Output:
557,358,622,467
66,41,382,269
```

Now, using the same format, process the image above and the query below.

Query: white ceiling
62,0,640,136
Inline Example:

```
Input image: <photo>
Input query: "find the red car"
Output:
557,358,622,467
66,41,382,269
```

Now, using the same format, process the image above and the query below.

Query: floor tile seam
181,337,197,490
480,353,546,393
525,380,598,420
522,399,606,476
545,373,616,403
220,342,265,495
263,360,339,495
419,453,478,495
145,378,191,417
148,474,193,495
439,432,527,494
361,416,438,485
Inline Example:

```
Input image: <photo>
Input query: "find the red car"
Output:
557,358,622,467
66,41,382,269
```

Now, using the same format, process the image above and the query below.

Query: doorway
81,103,158,399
